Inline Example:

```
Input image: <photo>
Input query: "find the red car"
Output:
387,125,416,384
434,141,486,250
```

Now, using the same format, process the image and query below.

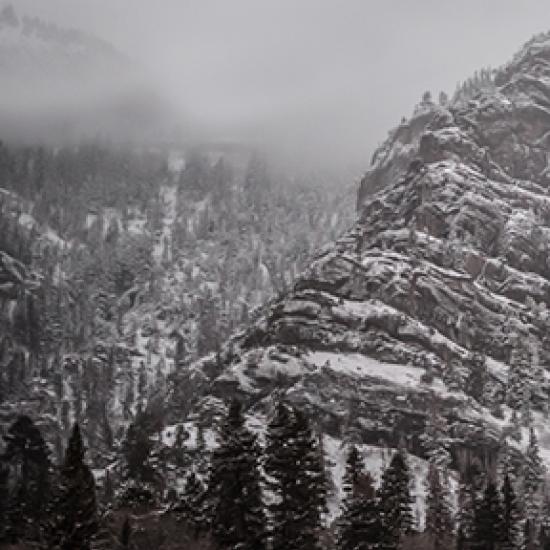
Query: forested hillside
0,139,353,461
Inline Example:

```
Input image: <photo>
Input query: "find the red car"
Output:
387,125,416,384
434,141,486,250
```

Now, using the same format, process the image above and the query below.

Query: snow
308,351,425,388
16,211,66,247
323,435,439,529
162,422,217,451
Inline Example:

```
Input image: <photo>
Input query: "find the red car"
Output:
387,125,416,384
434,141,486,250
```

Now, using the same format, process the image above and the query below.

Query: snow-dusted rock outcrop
179,32,550,473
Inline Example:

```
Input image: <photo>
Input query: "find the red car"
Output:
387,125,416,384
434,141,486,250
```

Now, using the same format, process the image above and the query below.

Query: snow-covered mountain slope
0,140,355,470
176,31,550,477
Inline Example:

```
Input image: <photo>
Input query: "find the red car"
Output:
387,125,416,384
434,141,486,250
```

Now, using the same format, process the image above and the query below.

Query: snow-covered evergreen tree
265,402,327,550
378,449,414,550
474,481,504,550
337,445,382,550
456,480,476,550
523,428,545,525
501,473,523,550
425,461,453,550
207,399,267,549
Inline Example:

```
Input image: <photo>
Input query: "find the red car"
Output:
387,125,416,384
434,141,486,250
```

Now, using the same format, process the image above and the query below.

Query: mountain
175,31,550,495
0,3,174,143
4,12,550,546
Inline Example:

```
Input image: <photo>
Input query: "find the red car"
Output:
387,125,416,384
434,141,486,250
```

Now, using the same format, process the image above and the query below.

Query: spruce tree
337,445,382,550
44,423,98,550
501,473,522,550
378,449,414,550
425,461,453,550
474,481,504,550
456,480,477,550
524,428,544,525
1,415,51,543
293,409,327,546
265,402,327,550
207,399,266,549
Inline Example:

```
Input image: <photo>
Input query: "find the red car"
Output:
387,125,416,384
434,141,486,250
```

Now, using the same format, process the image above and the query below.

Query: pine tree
265,402,327,550
378,449,414,550
337,445,382,550
1,415,51,543
425,461,453,550
523,428,545,525
207,399,267,549
501,473,523,550
474,481,504,550
456,480,476,550
44,423,98,550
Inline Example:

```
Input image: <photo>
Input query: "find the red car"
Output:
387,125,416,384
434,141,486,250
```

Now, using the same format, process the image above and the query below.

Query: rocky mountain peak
178,32,550,481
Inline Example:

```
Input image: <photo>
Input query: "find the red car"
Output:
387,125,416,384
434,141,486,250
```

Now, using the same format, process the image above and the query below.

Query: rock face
179,32,550,471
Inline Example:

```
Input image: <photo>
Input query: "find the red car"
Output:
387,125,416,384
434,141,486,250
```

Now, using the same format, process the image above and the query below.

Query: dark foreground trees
207,399,267,549
265,402,327,550
0,404,542,550
42,423,98,550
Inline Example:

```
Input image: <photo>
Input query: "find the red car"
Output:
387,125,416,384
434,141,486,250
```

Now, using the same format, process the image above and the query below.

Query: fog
8,0,550,169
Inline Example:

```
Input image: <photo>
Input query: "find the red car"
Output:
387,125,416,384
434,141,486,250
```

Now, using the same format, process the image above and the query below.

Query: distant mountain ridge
0,3,122,56
0,3,176,144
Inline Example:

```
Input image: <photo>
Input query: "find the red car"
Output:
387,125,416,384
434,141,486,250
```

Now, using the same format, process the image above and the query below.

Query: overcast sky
10,0,550,168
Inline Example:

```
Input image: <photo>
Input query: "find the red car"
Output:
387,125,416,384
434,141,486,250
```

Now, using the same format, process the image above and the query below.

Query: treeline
1,401,548,550
0,140,167,242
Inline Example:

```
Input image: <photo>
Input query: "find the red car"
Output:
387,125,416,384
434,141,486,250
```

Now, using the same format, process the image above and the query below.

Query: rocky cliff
179,32,550,480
